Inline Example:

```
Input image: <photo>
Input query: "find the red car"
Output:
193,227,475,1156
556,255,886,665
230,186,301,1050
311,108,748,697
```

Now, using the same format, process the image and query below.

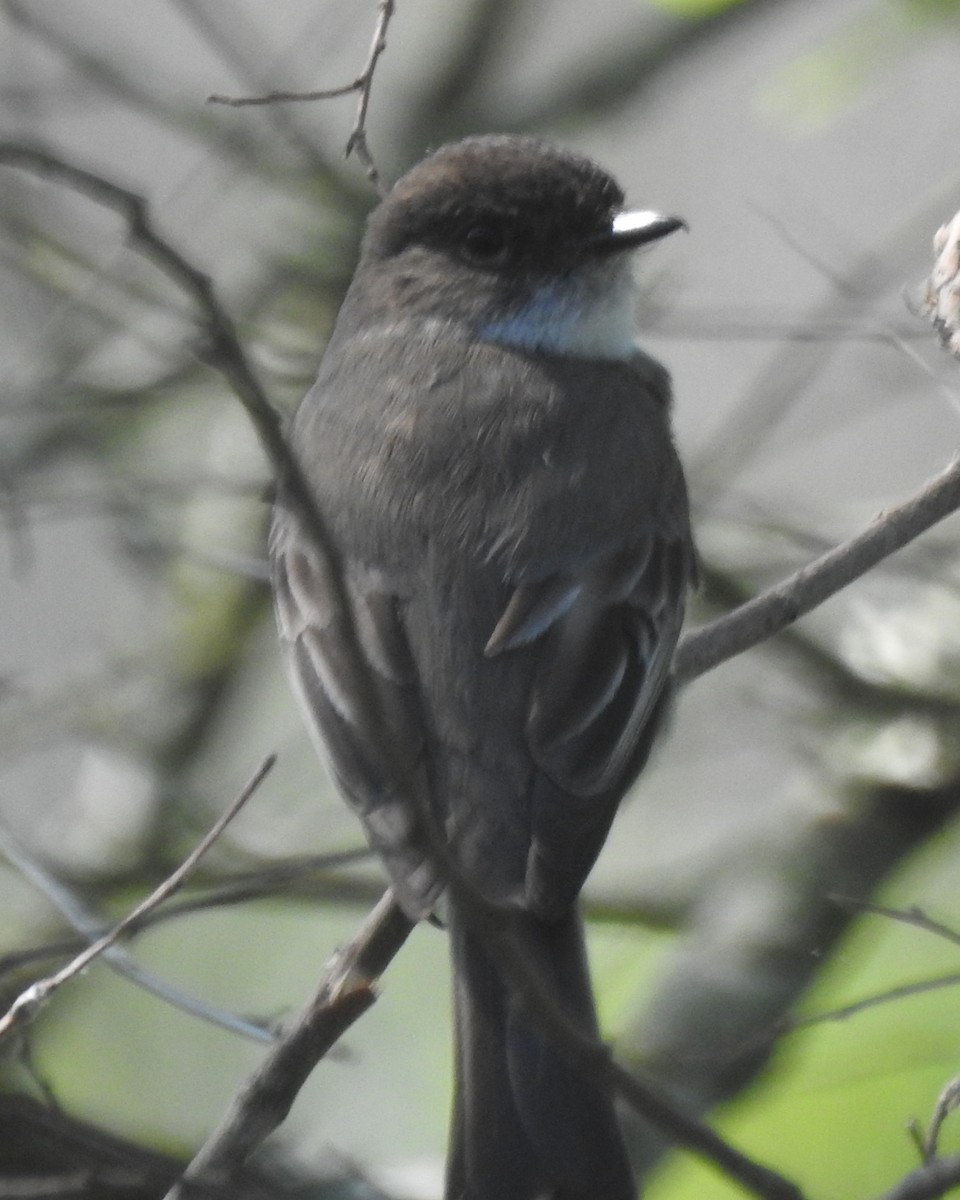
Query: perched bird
270,134,694,1200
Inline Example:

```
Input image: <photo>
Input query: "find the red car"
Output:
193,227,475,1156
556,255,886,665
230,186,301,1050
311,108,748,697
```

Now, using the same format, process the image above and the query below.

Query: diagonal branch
831,898,960,951
162,891,413,1198
674,450,960,686
0,139,404,788
0,755,275,1042
0,818,276,1044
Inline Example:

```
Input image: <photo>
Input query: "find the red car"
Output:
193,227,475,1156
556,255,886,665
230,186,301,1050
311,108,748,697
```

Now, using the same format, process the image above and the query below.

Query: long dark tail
445,905,636,1200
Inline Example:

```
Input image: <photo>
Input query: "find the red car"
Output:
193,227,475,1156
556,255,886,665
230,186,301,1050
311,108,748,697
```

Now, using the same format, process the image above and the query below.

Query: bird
270,133,695,1200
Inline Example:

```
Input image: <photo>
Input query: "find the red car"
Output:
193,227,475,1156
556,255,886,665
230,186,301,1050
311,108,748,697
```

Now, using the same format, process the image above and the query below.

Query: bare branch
0,144,290,483
0,141,405,792
874,1153,960,1200
787,972,960,1034
675,451,960,686
0,755,275,1042
207,0,395,194
925,1077,960,1162
0,819,276,1044
0,847,377,978
210,82,358,105
163,891,412,1197
166,873,804,1200
831,898,960,951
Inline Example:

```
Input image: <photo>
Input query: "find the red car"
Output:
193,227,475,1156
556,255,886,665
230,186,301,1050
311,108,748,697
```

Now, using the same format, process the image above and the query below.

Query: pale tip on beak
592,209,687,252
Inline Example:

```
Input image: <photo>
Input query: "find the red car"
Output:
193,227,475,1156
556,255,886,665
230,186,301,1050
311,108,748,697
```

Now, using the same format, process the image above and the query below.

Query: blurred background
2,1,960,1196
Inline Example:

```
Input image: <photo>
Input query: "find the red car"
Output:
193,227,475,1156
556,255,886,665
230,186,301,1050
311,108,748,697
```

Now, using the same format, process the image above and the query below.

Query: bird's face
354,135,684,361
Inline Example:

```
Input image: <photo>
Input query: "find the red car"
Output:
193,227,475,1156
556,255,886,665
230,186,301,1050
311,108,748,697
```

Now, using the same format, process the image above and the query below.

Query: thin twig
162,890,412,1197
908,1118,929,1162
653,309,930,343
674,451,960,686
0,819,275,1044
0,144,293,487
0,847,376,977
690,174,960,499
831,898,960,950
925,1077,960,1162
873,1153,960,1200
0,141,400,790
787,972,960,1033
754,203,960,411
209,81,359,106
0,755,275,1042
207,0,395,194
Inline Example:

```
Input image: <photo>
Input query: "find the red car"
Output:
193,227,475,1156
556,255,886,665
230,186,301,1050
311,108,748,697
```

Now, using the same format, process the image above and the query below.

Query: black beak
589,210,687,254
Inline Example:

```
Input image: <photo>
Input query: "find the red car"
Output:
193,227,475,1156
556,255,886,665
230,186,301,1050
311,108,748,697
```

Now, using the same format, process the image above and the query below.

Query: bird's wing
269,502,440,916
486,530,693,917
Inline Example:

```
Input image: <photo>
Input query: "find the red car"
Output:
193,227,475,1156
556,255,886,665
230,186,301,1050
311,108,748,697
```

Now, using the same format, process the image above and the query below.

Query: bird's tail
445,904,636,1200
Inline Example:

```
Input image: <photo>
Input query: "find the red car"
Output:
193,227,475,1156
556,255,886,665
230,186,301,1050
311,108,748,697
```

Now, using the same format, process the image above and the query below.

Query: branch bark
674,452,960,685
162,892,412,1198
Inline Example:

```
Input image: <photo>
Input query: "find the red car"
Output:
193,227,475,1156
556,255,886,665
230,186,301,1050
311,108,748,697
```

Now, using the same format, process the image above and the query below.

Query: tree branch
0,817,277,1044
0,755,274,1042
874,1154,960,1200
674,451,960,686
207,0,395,193
162,891,412,1198
0,139,407,790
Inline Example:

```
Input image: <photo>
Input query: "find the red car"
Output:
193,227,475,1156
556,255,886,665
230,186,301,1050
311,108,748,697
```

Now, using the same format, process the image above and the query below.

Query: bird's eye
462,224,508,264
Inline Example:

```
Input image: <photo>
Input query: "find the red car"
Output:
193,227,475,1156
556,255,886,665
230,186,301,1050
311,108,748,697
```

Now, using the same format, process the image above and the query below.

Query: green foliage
649,820,960,1197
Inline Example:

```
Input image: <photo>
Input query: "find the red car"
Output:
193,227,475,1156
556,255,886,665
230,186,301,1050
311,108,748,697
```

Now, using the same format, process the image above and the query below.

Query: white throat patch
478,262,639,361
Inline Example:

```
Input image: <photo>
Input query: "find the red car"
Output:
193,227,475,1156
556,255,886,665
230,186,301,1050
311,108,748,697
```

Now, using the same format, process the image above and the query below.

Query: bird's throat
478,265,639,361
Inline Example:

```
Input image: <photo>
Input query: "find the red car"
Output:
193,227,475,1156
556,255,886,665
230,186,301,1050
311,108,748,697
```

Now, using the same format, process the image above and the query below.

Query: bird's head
350,134,684,361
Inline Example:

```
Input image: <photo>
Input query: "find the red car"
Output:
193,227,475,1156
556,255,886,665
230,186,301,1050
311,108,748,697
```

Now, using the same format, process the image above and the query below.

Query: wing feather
270,504,439,916
485,535,692,916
